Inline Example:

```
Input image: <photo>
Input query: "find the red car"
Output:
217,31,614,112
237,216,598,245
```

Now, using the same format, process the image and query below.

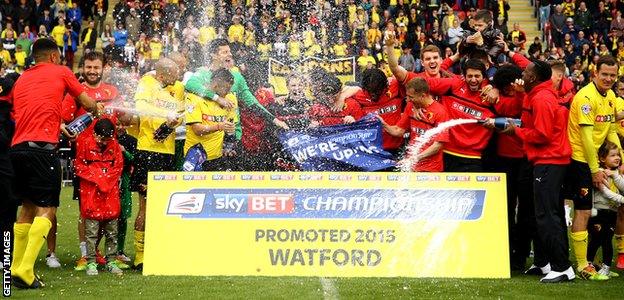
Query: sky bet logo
214,194,294,214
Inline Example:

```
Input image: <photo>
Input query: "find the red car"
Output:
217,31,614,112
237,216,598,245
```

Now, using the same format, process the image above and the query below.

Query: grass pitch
7,188,624,299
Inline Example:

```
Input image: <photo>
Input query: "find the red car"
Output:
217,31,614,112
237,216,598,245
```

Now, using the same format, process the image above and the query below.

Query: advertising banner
144,172,509,278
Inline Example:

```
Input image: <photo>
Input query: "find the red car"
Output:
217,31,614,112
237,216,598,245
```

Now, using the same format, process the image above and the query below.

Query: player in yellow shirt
185,68,239,170
130,58,183,271
567,55,621,280
51,20,67,48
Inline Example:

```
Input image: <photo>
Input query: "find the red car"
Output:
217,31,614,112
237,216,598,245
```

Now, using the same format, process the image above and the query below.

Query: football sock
13,217,51,285
11,223,31,271
134,230,144,266
571,231,589,271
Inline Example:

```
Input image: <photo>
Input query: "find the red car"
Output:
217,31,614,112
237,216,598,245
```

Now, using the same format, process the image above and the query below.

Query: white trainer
540,267,575,283
46,253,61,268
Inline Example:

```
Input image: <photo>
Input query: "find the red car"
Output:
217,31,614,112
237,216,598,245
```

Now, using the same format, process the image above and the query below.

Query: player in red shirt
348,68,404,154
379,77,450,171
9,38,102,289
424,59,496,171
62,51,119,137
308,68,365,127
386,36,457,87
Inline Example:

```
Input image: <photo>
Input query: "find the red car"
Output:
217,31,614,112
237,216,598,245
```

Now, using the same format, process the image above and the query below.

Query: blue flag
279,114,396,171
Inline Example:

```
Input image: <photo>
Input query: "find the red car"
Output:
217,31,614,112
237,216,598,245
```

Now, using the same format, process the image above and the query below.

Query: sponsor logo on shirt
595,114,614,122
451,102,483,118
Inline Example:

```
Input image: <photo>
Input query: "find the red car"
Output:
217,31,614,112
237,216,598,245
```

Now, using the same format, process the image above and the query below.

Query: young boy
459,9,503,61
74,118,125,275
14,44,26,73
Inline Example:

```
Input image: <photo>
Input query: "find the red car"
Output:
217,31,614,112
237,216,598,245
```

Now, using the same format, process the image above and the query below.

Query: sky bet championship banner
268,56,356,95
279,115,396,171
144,172,510,278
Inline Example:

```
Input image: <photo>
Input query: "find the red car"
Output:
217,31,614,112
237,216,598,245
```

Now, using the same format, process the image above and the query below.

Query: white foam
398,119,478,172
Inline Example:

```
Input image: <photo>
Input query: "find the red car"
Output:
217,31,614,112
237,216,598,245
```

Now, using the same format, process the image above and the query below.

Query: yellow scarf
84,28,92,45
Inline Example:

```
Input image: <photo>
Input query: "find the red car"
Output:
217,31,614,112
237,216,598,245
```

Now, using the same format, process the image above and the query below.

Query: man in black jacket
80,20,98,53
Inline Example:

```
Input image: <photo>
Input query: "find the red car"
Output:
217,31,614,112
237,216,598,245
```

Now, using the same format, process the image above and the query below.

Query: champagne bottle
66,113,93,136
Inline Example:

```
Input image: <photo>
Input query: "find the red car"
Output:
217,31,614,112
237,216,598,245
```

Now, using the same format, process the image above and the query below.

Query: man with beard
420,59,496,171
61,51,128,271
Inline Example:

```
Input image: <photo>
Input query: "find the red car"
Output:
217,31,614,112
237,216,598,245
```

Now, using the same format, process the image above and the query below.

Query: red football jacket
74,124,123,221
426,77,495,158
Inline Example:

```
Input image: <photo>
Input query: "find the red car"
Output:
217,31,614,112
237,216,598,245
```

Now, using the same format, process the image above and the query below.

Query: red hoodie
514,80,571,165
74,121,123,221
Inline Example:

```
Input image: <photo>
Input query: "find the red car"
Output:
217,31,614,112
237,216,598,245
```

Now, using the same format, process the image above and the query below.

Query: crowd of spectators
0,0,519,79
538,0,624,86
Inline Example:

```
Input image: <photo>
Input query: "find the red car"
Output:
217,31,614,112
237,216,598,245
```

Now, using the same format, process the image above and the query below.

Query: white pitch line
320,277,339,300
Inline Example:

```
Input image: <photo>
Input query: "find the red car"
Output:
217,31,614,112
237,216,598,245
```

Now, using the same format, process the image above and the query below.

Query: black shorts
131,150,175,195
564,160,593,211
9,142,61,207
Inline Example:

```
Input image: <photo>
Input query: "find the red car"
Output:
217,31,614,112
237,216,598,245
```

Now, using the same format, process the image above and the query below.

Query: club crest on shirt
581,104,591,115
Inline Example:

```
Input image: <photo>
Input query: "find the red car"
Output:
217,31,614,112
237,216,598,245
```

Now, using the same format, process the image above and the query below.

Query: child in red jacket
74,118,125,275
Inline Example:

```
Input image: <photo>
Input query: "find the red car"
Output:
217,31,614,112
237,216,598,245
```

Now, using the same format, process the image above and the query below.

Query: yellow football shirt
134,76,185,154
184,93,239,160
568,82,618,163
615,96,624,138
